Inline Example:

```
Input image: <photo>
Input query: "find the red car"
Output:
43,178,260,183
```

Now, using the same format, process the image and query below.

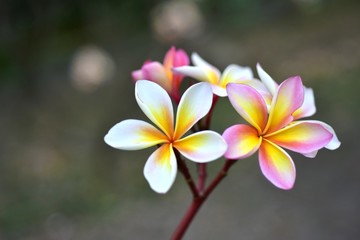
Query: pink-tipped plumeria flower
132,46,189,102
222,77,340,189
104,80,227,193
173,53,272,100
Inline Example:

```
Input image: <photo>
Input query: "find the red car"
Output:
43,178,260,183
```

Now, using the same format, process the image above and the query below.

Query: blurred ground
0,0,360,239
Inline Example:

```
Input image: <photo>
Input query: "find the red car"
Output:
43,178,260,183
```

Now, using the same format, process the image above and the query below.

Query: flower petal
191,52,221,84
104,119,168,150
135,80,174,138
226,83,268,133
220,64,254,88
302,120,341,150
259,139,296,190
265,121,333,155
144,144,177,193
265,76,304,133
293,87,316,119
256,63,278,96
172,66,210,83
223,124,261,159
174,82,213,139
141,62,172,92
174,131,227,162
172,52,221,85
132,60,152,81
131,69,144,81
211,64,255,97
164,46,189,69
239,79,273,107
164,47,190,86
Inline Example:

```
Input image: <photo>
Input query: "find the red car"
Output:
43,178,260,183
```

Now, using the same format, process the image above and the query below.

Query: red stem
196,94,219,195
171,160,236,240
197,163,207,194
175,149,199,198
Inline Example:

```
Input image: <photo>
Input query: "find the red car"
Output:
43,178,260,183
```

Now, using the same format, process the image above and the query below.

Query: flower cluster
105,46,340,193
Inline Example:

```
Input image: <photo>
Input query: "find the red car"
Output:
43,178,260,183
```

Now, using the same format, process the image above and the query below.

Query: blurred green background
1,0,359,239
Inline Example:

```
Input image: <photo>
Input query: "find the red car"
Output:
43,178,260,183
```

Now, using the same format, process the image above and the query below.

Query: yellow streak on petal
259,139,295,189
137,124,169,144
174,102,195,140
147,105,174,138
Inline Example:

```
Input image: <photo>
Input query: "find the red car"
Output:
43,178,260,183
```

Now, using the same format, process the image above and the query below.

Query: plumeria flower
104,80,227,193
173,53,272,101
132,46,189,102
222,77,340,189
256,63,340,151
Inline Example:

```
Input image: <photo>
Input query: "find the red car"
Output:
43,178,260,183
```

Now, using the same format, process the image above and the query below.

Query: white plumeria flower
173,53,272,100
104,80,227,193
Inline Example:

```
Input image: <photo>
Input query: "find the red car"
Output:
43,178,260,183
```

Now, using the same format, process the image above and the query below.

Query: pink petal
135,80,174,138
144,144,177,193
302,120,341,150
174,131,227,163
256,63,278,96
226,83,268,133
164,46,189,68
173,49,189,66
259,139,296,190
265,121,333,155
104,119,168,150
163,46,176,69
141,62,172,92
164,47,190,86
131,60,152,81
174,82,213,139
293,87,316,119
265,76,304,133
223,124,261,159
131,69,144,81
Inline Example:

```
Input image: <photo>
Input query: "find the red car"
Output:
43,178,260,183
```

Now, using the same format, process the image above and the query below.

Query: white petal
144,144,177,194
293,87,317,119
256,63,278,96
174,82,213,139
191,52,221,83
104,120,167,150
135,80,174,138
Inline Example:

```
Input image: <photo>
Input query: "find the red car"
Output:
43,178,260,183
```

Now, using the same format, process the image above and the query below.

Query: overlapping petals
223,76,340,190
173,53,269,97
132,46,189,101
105,80,227,193
226,83,268,133
256,63,316,119
265,76,304,133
